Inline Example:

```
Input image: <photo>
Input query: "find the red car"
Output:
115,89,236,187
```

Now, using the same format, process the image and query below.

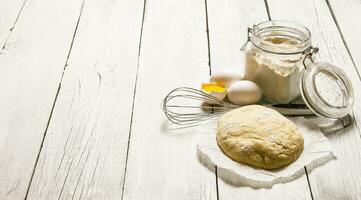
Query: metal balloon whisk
162,87,320,126
162,87,239,125
162,87,352,131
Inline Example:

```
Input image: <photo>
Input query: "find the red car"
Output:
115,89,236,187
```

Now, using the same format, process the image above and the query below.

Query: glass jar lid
300,62,354,118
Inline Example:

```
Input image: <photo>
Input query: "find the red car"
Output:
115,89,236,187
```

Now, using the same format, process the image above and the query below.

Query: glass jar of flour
241,20,354,121
242,20,312,103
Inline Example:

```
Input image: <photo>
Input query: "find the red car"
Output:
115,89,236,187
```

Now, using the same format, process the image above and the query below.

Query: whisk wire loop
162,87,237,125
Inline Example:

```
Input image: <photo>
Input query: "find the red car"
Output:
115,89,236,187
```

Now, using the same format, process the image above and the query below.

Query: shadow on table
303,114,353,135
160,117,217,135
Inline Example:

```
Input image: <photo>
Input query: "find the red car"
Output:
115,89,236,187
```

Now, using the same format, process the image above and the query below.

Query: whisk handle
267,104,315,116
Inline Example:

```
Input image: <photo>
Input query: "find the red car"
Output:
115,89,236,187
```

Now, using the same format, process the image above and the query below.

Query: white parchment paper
197,117,335,188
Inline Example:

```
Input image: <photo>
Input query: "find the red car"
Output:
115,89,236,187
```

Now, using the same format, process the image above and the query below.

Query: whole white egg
227,81,262,105
210,72,242,87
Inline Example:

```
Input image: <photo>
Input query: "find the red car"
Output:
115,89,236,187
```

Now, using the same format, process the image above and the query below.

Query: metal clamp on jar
241,20,354,129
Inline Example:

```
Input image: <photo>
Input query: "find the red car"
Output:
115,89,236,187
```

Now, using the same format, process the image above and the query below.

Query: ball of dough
216,105,304,169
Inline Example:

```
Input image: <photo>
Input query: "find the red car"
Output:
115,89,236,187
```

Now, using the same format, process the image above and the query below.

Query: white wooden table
1,0,361,199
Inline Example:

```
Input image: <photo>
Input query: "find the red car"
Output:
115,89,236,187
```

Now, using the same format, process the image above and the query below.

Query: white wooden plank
26,0,145,199
206,0,312,199
267,0,361,199
0,0,26,48
122,0,217,199
207,0,265,75
217,179,311,200
327,0,361,76
0,0,84,199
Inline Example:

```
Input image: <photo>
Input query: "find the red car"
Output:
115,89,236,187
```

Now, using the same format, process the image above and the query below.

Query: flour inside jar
245,36,306,103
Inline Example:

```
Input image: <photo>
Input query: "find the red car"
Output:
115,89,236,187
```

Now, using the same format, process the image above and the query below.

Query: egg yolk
202,83,226,93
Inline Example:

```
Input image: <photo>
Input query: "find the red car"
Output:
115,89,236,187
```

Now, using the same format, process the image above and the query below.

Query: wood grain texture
0,0,26,48
0,0,84,199
327,0,361,77
26,0,145,199
121,0,217,199
267,0,361,199
206,0,265,75
206,0,312,199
